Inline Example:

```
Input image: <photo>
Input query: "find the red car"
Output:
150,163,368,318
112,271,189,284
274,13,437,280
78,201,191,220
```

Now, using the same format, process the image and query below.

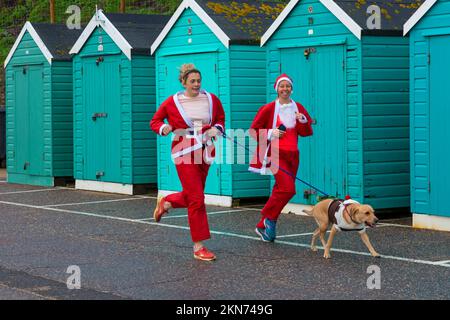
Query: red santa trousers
260,148,299,222
165,161,211,242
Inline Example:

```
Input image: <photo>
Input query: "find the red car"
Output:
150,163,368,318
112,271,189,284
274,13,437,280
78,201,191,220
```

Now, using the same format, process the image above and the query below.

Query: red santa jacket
150,90,225,163
249,100,313,174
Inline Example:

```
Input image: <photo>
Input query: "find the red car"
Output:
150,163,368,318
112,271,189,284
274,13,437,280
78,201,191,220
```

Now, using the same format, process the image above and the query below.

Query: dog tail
302,208,314,216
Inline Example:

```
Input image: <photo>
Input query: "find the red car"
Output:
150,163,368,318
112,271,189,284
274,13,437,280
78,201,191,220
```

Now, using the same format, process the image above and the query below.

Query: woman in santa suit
150,64,225,261
249,74,313,242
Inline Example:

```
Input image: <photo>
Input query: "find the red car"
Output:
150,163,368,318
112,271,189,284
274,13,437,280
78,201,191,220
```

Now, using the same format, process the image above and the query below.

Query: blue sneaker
255,227,272,242
263,218,277,241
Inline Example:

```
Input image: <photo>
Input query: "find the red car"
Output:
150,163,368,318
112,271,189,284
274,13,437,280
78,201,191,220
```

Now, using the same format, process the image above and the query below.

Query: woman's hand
204,127,220,140
296,112,308,124
162,125,173,136
272,129,285,139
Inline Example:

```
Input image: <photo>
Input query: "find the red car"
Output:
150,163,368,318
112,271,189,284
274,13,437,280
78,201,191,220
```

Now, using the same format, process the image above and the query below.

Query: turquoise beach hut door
159,52,220,194
82,55,121,182
281,45,346,205
14,65,44,176
429,35,450,217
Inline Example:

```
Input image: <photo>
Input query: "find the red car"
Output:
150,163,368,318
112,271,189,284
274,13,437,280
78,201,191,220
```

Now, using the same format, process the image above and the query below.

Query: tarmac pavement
0,172,449,300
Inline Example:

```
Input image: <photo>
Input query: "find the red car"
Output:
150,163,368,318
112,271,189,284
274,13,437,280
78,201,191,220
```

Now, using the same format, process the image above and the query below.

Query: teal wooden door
429,36,450,217
159,52,220,194
83,55,121,183
14,65,44,176
281,45,346,205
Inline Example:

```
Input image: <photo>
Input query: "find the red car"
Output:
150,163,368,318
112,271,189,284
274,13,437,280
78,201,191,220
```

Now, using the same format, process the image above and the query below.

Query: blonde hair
178,63,201,83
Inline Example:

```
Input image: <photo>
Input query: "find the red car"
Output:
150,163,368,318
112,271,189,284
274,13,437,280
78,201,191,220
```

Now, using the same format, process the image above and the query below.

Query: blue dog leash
219,130,330,198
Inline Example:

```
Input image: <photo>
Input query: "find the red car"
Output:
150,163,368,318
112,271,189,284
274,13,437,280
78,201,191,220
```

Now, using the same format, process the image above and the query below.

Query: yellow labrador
303,199,380,259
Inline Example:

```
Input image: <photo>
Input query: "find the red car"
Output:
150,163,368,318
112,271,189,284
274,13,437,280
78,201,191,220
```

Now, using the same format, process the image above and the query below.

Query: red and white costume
249,75,313,224
150,90,225,242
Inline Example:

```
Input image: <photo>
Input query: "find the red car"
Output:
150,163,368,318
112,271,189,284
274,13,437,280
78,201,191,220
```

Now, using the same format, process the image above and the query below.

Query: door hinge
81,67,83,76
428,181,431,193
119,64,121,73
279,63,282,73
342,60,345,70
120,160,122,168
428,54,431,65
214,64,217,73
42,72,44,79
165,67,168,76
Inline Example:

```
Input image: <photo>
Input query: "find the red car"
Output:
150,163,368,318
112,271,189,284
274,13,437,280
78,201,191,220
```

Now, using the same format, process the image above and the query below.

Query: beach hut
404,0,450,231
4,22,81,186
151,0,287,206
261,0,424,211
69,11,169,194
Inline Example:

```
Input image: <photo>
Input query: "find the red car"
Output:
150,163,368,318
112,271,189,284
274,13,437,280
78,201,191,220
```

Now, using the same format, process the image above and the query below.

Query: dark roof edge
361,29,405,37
52,57,74,62
131,48,151,56
229,39,261,45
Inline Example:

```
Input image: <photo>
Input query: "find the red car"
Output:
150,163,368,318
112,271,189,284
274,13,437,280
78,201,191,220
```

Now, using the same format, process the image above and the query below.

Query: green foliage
0,0,182,104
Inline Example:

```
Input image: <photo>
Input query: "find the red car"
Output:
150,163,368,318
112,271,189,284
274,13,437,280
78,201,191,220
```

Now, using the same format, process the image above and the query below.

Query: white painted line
238,204,264,208
0,283,55,301
0,188,60,195
433,260,450,266
135,209,248,221
436,260,450,264
43,196,152,208
277,231,328,238
276,223,412,238
135,195,157,199
377,223,412,229
0,199,449,269
236,206,263,212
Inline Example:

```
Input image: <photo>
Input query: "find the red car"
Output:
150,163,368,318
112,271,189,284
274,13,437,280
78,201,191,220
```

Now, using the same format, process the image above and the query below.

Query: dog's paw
323,252,331,259
372,253,381,258
311,246,318,252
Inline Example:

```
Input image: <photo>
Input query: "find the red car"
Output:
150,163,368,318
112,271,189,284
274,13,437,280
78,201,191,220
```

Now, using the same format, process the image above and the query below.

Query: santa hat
274,74,293,91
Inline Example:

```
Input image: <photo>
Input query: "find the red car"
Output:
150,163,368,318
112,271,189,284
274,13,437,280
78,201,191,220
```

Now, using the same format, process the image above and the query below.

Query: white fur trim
248,167,273,175
275,77,293,91
297,113,308,124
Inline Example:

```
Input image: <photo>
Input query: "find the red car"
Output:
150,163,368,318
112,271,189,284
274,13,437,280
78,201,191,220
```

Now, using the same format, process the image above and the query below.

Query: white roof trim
403,0,437,36
69,9,133,60
261,0,363,46
4,21,54,68
261,0,300,46
151,0,230,55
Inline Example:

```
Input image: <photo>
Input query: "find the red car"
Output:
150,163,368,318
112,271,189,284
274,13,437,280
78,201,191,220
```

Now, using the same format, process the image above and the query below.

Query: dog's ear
349,205,360,216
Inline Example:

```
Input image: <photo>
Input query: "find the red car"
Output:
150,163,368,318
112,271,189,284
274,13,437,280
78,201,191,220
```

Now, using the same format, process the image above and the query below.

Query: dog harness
327,199,366,233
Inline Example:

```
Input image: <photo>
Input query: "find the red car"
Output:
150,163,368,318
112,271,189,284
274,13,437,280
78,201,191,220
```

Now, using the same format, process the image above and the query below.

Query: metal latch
304,189,317,199
23,162,30,170
304,47,316,60
92,113,108,121
96,171,105,179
